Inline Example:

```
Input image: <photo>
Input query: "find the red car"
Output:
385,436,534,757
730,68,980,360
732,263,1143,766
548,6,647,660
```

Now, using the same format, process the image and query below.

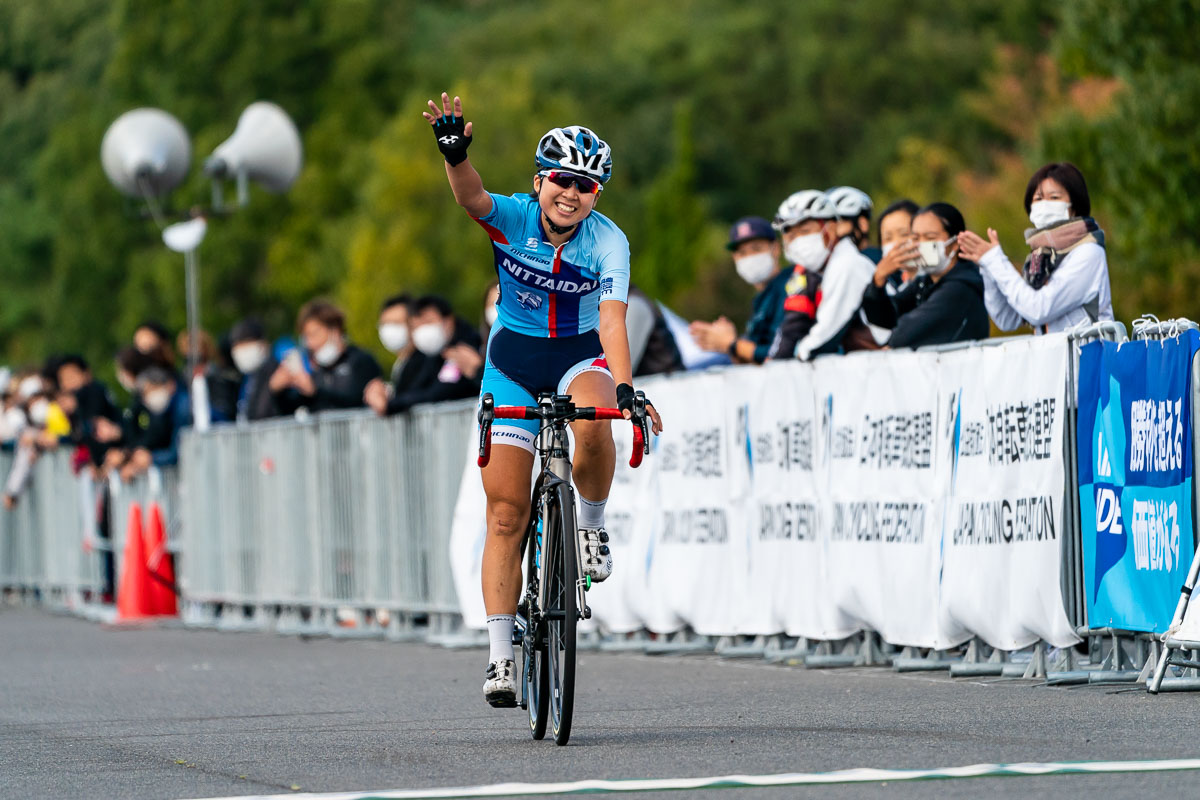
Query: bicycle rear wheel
523,500,548,740
544,481,578,746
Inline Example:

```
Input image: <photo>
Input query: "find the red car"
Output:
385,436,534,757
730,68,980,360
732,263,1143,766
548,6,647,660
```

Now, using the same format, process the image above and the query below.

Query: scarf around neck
1022,217,1105,290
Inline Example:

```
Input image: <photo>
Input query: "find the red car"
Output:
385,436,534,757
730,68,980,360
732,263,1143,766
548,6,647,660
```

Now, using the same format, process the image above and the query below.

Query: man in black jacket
369,294,481,415
229,318,283,422
270,300,382,414
860,202,990,349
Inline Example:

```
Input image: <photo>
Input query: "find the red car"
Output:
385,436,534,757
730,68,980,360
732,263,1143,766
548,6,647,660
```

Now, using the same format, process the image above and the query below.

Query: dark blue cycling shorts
480,325,610,452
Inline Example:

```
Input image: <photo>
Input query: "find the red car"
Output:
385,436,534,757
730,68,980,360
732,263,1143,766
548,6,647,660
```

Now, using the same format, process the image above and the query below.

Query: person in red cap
689,216,790,364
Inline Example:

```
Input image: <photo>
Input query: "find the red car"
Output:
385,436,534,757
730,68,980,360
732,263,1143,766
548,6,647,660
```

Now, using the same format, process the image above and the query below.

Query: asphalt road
3,606,1198,800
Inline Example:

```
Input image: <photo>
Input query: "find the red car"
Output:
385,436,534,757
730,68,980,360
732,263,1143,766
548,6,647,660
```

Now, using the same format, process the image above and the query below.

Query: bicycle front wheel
544,481,578,746
524,503,548,740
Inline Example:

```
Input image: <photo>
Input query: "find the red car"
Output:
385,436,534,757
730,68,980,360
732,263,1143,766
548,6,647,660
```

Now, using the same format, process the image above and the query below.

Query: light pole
101,103,302,423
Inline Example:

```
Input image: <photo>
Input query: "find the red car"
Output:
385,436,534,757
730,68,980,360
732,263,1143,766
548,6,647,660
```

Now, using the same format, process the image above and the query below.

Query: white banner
448,335,1079,651
814,350,956,648
938,337,1080,649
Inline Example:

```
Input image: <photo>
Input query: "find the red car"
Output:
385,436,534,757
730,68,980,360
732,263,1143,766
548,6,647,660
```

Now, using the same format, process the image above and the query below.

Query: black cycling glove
432,114,472,166
616,383,637,415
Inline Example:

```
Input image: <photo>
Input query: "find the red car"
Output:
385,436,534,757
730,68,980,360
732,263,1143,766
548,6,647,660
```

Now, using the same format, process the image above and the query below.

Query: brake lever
477,394,495,468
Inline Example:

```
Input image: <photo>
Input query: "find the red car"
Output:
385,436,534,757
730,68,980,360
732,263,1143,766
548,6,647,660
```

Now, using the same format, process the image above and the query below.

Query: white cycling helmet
772,190,837,231
826,186,873,220
535,126,613,184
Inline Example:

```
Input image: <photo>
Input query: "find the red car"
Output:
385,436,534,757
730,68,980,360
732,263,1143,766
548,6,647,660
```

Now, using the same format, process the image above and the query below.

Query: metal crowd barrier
8,322,1200,691
0,448,103,609
178,401,473,635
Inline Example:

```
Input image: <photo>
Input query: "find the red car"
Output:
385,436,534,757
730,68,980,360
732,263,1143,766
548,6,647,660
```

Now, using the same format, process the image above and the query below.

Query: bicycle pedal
486,690,518,709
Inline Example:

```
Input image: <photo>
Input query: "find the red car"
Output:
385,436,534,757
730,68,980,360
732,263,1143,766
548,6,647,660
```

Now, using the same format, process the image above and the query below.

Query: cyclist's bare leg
566,370,617,504
481,444,534,615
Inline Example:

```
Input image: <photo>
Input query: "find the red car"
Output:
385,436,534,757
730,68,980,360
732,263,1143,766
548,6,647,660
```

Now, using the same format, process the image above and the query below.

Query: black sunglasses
539,170,603,195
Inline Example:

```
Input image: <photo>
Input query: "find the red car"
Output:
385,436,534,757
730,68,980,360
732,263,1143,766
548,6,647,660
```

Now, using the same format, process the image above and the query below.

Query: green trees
0,0,1191,372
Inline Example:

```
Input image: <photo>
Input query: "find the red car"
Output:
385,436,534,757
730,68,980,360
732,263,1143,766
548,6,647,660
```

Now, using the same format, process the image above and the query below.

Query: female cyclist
423,93,663,707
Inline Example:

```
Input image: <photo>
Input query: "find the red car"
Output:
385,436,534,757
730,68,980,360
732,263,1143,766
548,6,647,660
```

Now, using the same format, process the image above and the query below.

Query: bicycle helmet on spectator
535,126,613,184
826,186,873,220
772,190,837,231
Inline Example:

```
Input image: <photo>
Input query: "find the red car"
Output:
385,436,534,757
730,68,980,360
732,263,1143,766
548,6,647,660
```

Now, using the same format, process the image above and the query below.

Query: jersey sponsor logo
525,237,541,251
599,277,615,297
500,256,598,295
514,290,543,310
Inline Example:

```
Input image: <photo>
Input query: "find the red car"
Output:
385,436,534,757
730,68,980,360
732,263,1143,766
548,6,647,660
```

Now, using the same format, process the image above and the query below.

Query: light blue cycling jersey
474,192,630,338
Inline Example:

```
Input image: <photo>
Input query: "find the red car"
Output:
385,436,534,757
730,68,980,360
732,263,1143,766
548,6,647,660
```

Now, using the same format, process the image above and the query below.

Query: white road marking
183,758,1200,799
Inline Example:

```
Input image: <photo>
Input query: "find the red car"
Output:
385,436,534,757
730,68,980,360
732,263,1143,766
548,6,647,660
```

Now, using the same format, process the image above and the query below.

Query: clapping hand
958,229,1001,262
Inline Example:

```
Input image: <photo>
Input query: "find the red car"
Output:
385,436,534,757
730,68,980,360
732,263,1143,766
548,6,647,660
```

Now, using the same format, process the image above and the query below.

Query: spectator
861,202,989,349
365,294,423,416
229,318,283,422
690,216,790,364
114,366,192,481
827,186,880,262
177,330,240,423
50,354,120,467
773,191,876,360
959,162,1113,334
479,281,500,346
371,295,481,415
873,199,921,290
270,299,381,414
3,377,71,509
133,320,176,369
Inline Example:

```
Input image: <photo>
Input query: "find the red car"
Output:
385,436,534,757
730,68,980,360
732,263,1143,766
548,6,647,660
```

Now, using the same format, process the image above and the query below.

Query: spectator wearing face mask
110,366,192,482
380,295,482,414
861,202,990,349
959,162,1113,334
827,186,881,263
365,294,423,416
774,191,877,360
271,299,382,414
690,216,790,364
228,318,282,422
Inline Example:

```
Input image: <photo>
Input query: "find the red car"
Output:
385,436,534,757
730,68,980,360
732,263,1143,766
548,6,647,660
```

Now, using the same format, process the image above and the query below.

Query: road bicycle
477,391,649,745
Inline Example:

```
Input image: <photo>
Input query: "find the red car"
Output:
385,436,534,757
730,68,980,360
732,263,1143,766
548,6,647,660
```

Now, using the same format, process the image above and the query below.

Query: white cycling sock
578,496,607,529
486,614,515,662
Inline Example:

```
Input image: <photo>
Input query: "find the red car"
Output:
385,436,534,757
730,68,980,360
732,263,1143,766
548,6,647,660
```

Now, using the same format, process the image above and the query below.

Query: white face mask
312,335,343,367
784,232,830,271
28,398,49,427
231,342,269,375
733,251,777,285
412,322,449,356
143,389,172,415
1029,200,1071,229
916,237,957,275
378,323,410,353
17,376,42,400
4,407,27,436
881,242,896,258
484,304,499,327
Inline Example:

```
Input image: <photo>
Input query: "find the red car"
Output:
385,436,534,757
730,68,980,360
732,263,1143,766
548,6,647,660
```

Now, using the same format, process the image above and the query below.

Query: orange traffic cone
115,502,152,621
144,501,178,617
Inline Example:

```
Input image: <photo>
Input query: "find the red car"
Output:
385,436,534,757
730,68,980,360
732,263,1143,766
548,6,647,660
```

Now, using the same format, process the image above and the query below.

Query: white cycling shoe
579,527,613,583
483,658,517,708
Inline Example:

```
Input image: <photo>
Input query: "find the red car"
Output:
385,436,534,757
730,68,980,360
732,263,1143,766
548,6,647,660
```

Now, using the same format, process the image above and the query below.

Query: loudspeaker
204,101,302,194
101,108,191,198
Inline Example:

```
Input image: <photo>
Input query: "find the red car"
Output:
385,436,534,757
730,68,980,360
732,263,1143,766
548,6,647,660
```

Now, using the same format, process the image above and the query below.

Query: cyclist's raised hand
422,93,473,166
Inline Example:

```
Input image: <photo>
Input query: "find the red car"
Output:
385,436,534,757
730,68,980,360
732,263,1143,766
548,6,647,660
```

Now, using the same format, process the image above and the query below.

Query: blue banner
1077,332,1198,632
